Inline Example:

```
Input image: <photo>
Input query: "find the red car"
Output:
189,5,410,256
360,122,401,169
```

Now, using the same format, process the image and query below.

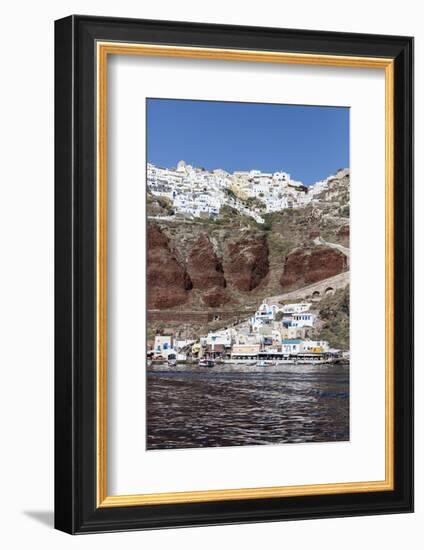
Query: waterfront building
153,334,173,355
204,344,226,360
302,340,330,353
191,342,201,357
282,339,304,354
205,329,233,347
231,344,261,359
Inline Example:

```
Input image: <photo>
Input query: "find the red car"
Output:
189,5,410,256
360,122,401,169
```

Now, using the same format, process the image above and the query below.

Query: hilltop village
147,160,338,223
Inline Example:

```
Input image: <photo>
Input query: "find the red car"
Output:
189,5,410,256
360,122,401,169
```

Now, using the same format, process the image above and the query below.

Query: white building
281,302,311,314
152,334,176,358
234,332,261,345
302,340,330,352
281,339,304,354
205,329,233,347
250,301,282,331
291,312,315,328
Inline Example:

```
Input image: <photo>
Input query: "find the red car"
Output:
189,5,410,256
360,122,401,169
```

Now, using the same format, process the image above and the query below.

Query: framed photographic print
54,15,414,534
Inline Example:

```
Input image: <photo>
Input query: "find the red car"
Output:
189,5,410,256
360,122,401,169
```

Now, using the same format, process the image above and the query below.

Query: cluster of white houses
147,160,340,224
149,299,341,365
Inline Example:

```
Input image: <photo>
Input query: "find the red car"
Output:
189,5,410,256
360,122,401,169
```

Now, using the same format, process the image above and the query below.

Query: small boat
198,359,215,368
257,360,276,367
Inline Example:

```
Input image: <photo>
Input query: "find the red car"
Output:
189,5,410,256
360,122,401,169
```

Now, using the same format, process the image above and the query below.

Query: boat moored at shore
198,359,215,368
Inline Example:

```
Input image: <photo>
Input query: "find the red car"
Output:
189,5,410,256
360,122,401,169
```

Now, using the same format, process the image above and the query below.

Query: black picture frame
55,14,414,534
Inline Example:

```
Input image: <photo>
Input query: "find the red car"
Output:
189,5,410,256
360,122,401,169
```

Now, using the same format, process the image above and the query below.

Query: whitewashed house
281,302,311,314
250,302,282,331
152,334,176,358
291,312,315,328
281,339,304,354
302,340,330,352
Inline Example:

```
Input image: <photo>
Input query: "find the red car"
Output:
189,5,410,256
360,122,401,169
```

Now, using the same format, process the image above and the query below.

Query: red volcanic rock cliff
280,245,347,290
187,234,226,290
147,223,192,309
187,234,227,307
225,235,269,292
147,226,271,309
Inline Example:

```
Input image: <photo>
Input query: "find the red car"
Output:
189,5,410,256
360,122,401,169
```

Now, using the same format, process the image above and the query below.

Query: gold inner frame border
96,42,394,508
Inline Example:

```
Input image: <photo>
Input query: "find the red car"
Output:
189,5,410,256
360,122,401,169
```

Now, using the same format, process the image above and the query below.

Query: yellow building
191,342,201,356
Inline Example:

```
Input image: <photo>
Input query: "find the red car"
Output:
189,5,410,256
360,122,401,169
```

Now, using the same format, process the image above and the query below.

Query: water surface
146,366,349,450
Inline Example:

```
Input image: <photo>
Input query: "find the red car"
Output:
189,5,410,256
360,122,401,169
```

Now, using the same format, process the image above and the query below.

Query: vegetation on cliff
263,171,350,250
315,287,350,350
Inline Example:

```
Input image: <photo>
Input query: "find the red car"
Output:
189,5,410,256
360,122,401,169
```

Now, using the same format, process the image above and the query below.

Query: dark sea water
146,366,349,450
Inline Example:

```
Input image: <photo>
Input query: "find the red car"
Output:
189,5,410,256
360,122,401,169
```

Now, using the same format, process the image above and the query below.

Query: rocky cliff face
187,234,227,307
225,235,269,292
187,234,226,290
147,223,192,308
147,223,270,309
147,170,350,312
280,245,347,290
147,222,348,310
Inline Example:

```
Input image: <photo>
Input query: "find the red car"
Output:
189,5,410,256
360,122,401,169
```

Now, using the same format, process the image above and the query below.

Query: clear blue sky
146,98,349,185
